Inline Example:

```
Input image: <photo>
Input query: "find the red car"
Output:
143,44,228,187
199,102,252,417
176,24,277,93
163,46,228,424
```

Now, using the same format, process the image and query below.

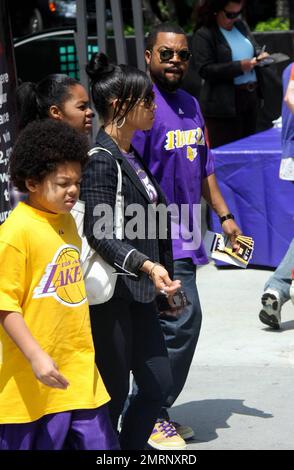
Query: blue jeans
90,296,172,449
159,258,202,419
264,238,294,305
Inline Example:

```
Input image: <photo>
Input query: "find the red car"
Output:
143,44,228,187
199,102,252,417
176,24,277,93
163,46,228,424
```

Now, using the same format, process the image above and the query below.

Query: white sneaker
259,289,281,329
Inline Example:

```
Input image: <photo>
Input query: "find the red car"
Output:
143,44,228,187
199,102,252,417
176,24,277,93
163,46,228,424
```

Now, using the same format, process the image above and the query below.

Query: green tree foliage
254,17,290,31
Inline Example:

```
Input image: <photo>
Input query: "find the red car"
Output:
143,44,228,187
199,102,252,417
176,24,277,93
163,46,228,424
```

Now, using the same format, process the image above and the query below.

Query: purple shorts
0,405,119,450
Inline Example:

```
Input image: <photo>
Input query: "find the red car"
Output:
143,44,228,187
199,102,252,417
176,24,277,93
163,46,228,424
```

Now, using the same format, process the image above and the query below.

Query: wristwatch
219,213,234,224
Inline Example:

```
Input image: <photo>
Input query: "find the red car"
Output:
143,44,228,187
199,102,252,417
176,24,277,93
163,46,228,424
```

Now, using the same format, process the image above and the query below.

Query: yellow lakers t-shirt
0,202,109,424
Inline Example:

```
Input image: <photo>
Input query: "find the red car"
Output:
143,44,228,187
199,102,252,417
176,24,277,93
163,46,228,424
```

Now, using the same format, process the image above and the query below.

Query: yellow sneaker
147,420,187,450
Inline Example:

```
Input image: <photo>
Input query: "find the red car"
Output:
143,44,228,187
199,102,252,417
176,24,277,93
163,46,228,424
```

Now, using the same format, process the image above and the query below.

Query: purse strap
89,146,123,240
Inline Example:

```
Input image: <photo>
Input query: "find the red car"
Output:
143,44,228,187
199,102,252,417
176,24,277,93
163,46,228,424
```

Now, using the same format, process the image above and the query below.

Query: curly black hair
10,119,89,192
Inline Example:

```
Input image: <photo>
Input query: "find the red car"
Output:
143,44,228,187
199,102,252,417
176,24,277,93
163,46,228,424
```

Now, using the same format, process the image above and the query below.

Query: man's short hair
146,23,186,51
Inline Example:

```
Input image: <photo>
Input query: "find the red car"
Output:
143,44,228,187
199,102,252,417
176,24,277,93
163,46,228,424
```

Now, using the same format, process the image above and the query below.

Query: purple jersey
132,84,215,264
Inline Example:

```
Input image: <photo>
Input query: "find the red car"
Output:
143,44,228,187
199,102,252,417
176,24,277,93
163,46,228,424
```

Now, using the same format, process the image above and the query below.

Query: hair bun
86,52,115,80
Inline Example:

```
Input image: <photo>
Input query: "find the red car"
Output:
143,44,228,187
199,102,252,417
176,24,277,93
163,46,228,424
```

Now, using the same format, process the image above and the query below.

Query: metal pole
132,0,146,71
96,0,107,53
110,0,127,64
75,0,88,91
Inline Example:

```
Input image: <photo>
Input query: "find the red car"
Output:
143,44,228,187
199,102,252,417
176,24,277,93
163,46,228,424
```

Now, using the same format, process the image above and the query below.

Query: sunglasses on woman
158,48,192,62
223,9,242,19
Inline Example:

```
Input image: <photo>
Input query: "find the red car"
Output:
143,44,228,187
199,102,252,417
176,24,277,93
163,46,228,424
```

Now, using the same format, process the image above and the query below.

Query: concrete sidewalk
169,262,294,450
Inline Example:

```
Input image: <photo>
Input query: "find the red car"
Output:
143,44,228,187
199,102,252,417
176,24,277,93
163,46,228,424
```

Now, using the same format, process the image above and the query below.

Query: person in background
16,74,94,133
192,0,269,148
80,53,181,450
0,119,118,450
11,74,94,209
259,63,294,330
131,22,241,450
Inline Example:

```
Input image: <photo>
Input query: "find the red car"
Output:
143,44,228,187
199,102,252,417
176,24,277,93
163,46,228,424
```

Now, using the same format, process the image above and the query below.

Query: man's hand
221,219,242,250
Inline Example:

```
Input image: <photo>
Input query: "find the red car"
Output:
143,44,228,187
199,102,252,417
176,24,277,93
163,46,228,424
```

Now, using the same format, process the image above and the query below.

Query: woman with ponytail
80,53,182,450
11,74,94,208
16,74,94,133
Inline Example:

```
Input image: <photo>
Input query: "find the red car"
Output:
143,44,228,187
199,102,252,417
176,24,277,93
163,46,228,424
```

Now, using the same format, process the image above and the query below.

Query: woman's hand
241,52,270,72
30,349,69,390
256,51,270,61
141,260,181,295
240,58,257,72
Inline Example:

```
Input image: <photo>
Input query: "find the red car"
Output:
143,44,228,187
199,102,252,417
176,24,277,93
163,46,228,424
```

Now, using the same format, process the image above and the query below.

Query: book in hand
204,231,254,268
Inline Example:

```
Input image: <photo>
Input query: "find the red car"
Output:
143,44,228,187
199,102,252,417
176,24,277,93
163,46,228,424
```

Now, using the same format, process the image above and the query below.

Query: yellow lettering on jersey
186,146,197,162
165,131,175,150
165,128,205,151
185,130,196,146
196,127,205,145
175,130,185,148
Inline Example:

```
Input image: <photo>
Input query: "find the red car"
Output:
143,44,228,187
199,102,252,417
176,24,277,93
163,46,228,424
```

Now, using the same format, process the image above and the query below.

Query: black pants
159,258,202,417
205,88,259,148
90,296,173,450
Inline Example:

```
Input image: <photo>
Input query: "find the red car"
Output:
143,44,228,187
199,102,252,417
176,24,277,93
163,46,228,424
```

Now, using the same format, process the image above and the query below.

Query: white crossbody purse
71,147,123,305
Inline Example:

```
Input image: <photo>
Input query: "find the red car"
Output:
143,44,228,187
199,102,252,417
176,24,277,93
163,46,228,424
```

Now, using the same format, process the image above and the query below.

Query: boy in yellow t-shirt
0,119,119,450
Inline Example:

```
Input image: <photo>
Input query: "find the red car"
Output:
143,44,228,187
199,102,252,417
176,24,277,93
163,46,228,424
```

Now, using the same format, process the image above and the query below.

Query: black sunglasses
223,8,242,19
158,48,191,62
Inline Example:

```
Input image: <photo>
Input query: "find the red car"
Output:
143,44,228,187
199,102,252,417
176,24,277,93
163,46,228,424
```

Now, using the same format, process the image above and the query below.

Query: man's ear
145,50,152,66
49,105,62,120
25,178,38,192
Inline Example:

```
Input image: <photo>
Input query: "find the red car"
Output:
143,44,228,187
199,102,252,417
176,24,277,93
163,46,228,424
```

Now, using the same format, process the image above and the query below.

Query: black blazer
80,127,173,303
192,20,264,118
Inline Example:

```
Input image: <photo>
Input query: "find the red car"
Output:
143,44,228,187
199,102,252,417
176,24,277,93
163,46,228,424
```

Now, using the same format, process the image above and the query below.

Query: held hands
30,349,69,390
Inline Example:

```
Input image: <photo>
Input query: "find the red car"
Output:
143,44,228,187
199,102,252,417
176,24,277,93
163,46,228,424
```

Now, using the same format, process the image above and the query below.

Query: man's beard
152,69,183,92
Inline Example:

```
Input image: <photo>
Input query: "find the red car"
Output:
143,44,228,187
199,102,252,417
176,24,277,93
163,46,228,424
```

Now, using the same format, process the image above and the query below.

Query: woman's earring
115,116,125,129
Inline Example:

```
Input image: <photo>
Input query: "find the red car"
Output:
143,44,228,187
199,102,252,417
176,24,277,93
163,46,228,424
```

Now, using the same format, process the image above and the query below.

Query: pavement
168,262,294,450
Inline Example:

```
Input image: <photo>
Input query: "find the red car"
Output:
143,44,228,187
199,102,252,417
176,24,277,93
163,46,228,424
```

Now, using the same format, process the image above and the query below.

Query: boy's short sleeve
0,242,26,314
